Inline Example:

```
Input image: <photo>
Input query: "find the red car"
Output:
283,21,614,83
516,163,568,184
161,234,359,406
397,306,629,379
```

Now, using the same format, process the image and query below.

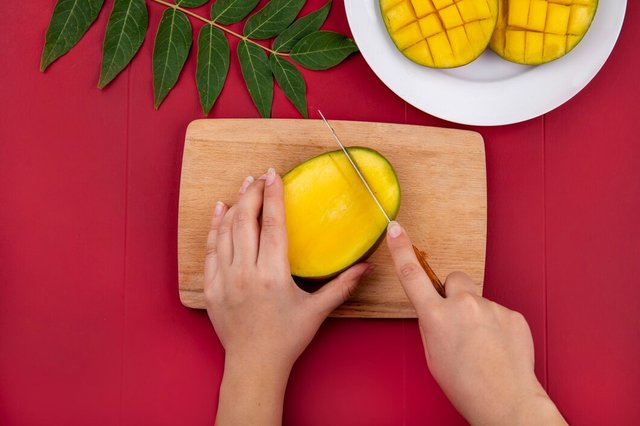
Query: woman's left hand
206,168,370,425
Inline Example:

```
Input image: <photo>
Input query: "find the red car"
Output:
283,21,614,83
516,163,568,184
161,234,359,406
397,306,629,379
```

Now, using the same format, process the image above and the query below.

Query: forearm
216,354,292,426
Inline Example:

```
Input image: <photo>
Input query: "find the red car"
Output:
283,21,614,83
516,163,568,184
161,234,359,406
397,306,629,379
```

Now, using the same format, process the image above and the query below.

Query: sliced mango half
380,0,499,68
490,0,598,64
283,147,401,279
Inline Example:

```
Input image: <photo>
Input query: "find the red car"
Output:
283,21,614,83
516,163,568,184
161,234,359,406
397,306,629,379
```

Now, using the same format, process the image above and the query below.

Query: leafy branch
40,0,359,116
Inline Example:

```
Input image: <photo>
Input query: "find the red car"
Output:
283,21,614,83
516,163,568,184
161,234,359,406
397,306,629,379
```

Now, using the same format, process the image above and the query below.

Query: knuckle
234,210,253,226
446,271,462,281
206,231,217,249
205,245,218,257
218,222,233,236
399,262,423,281
341,281,357,302
446,271,470,286
453,291,478,309
261,214,281,230
261,277,279,290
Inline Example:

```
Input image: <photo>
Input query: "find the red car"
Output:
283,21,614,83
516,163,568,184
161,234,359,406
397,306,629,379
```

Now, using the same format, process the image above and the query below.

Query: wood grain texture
178,119,486,317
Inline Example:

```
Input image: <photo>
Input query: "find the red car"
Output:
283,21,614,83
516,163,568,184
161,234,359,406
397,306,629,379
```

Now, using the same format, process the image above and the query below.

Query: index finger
386,221,441,315
258,168,288,267
204,201,228,288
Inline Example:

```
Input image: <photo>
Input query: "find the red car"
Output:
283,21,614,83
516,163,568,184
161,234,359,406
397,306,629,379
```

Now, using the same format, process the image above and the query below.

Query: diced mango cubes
380,0,498,68
490,0,598,65
385,1,416,31
432,0,454,8
410,0,434,17
528,1,548,32
568,5,594,35
393,22,424,49
545,4,571,34
507,1,529,27
419,14,443,38
440,5,464,29
382,0,598,67
524,31,544,63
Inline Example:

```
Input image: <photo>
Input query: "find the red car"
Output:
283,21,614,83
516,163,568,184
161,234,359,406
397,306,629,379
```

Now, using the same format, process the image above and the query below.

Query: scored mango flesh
490,0,598,64
380,0,498,68
283,148,400,279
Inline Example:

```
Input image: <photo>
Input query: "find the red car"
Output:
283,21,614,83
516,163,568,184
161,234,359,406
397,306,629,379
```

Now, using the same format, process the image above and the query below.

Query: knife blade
317,111,446,298
317,110,391,223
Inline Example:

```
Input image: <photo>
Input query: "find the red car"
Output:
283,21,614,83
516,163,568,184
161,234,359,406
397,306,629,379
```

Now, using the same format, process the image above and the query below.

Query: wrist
464,379,565,426
217,352,293,426
509,387,566,426
222,351,294,399
224,347,296,376
224,351,294,378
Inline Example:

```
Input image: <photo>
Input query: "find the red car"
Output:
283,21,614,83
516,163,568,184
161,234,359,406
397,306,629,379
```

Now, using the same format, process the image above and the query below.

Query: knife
318,111,446,298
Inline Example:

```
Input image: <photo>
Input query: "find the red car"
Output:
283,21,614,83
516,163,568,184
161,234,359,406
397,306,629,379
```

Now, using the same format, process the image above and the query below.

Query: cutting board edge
178,119,487,318
185,118,486,148
178,288,423,318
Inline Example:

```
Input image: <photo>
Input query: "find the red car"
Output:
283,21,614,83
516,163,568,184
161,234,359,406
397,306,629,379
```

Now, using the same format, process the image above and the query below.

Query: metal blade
318,110,391,223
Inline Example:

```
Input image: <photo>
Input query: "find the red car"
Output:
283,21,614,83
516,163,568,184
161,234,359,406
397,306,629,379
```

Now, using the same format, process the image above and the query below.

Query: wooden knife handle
412,245,446,298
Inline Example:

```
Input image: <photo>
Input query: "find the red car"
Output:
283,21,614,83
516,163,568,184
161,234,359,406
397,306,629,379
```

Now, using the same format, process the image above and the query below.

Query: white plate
345,0,626,126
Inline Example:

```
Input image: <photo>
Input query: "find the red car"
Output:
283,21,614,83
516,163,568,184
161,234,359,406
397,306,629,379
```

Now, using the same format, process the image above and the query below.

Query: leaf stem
149,0,287,56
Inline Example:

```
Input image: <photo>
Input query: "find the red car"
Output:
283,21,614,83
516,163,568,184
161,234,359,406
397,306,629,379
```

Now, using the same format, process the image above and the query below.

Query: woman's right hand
385,221,566,425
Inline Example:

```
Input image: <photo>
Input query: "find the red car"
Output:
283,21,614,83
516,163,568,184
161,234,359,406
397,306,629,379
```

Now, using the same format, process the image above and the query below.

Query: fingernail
362,265,375,279
239,176,254,194
388,221,402,238
214,201,225,217
265,167,276,186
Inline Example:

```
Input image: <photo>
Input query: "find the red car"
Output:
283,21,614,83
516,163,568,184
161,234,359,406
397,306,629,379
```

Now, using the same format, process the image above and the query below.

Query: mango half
490,0,598,64
283,148,400,279
380,0,498,68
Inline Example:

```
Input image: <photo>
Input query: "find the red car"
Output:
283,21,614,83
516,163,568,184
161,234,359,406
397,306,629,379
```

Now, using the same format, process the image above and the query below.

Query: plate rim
345,0,627,126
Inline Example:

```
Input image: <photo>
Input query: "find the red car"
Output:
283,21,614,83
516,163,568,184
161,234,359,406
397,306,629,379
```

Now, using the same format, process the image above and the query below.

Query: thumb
312,263,370,315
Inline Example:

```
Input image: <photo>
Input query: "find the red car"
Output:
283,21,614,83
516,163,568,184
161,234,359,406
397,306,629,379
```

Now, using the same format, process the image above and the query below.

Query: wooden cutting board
178,119,486,318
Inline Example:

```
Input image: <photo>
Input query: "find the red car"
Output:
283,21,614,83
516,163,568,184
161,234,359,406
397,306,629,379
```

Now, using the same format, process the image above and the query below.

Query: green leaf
290,31,358,70
98,0,148,88
211,0,260,25
152,9,192,109
176,0,209,7
196,26,230,115
270,55,307,118
41,0,105,71
243,0,305,40
237,40,273,118
273,1,330,53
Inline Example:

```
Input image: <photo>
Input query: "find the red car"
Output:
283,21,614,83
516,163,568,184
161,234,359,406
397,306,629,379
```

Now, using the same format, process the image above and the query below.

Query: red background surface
1,1,639,424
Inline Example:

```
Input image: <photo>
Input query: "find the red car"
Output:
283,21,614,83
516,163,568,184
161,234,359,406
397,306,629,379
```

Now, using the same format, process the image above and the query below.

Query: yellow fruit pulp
490,0,598,64
380,0,498,68
283,148,400,279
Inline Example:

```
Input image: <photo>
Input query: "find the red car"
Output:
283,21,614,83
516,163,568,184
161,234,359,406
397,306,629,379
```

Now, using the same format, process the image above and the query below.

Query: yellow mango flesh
283,148,400,279
490,0,598,64
381,0,498,68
